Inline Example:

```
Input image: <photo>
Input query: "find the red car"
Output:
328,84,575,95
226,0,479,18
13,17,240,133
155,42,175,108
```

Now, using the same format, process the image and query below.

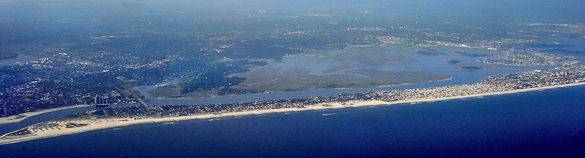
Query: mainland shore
1,82,584,145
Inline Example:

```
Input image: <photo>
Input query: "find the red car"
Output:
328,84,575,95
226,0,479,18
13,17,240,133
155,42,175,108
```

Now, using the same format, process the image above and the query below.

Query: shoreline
0,105,91,125
1,82,585,145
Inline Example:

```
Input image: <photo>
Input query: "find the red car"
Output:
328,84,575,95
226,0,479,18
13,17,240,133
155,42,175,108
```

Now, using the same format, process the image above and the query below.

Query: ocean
1,86,585,158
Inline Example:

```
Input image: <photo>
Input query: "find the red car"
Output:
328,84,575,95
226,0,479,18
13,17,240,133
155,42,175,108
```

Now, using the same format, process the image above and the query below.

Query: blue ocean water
2,86,585,158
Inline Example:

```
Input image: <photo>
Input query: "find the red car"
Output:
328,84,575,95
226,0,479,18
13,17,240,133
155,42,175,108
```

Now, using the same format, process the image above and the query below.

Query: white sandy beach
1,82,584,145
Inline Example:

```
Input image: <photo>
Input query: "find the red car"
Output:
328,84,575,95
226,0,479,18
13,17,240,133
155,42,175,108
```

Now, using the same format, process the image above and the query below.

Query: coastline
1,82,585,145
0,105,91,125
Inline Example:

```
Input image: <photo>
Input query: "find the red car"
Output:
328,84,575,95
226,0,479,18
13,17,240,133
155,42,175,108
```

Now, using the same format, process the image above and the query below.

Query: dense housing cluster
478,50,580,66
